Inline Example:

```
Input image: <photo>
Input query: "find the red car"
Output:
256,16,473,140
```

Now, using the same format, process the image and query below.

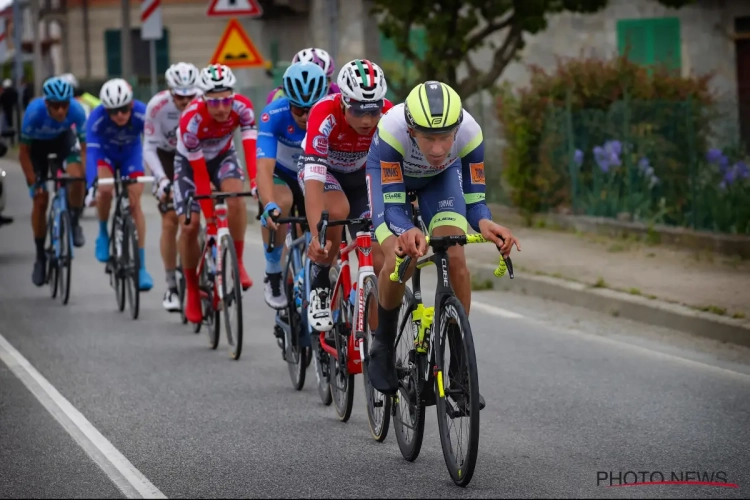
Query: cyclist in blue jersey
86,78,154,291
256,62,328,308
19,77,88,286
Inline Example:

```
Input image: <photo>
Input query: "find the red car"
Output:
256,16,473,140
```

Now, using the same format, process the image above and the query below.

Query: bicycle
41,153,87,305
183,190,254,360
388,194,515,487
315,210,382,426
96,174,155,320
266,211,312,390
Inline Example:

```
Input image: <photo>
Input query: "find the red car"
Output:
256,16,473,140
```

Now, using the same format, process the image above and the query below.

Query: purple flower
593,146,609,172
736,161,749,179
573,149,583,167
638,157,650,171
605,140,622,157
706,148,724,164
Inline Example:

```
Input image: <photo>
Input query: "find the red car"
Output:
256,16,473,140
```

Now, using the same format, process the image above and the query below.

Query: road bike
183,190,254,360
315,211,381,425
96,174,154,320
388,194,514,487
42,153,87,305
266,212,312,390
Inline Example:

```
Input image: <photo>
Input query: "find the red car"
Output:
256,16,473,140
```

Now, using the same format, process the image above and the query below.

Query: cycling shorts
172,148,244,217
87,144,144,188
30,129,81,182
365,160,468,244
298,167,370,239
267,168,306,217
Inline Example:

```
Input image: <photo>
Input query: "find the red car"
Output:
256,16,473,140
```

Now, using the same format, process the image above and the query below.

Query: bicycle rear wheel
392,286,425,461
329,267,354,422
285,254,306,390
221,235,243,360
47,209,58,299
124,217,140,320
58,211,72,305
176,265,188,326
361,275,391,442
435,296,480,487
111,217,126,312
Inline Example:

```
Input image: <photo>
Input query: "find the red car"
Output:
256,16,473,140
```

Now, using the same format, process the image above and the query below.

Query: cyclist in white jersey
143,62,201,312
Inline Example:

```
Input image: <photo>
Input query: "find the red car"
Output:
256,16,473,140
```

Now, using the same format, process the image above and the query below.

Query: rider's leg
160,209,180,310
261,178,293,309
65,151,86,247
95,162,114,263
173,153,202,323
127,181,153,291
30,148,50,286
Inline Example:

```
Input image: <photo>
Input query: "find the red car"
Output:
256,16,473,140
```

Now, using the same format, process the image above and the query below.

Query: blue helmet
282,62,327,108
43,77,73,102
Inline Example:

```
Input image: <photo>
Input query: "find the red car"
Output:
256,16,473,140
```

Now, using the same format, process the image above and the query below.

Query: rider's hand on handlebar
307,235,331,263
261,202,280,230
250,179,258,200
397,227,428,259
478,219,521,257
156,178,171,202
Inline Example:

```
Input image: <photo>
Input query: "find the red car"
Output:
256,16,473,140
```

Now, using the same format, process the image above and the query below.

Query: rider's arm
459,136,493,232
255,108,279,206
142,97,166,180
377,130,415,235
85,106,104,188
301,104,332,238
19,108,36,185
235,95,258,189
71,100,87,171
178,111,214,220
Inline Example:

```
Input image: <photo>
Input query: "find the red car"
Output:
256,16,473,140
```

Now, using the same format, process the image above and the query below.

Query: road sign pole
149,40,157,96
140,0,162,95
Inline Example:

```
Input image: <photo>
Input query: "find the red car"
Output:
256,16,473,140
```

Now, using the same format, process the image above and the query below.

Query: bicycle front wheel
111,217,126,312
361,274,391,442
58,211,72,305
285,254,306,390
435,295,480,487
329,266,354,422
176,265,189,326
47,209,58,299
124,217,140,320
221,235,243,360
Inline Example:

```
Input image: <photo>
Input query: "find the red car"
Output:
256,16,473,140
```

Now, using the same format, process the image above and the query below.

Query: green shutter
155,29,170,74
617,19,650,66
105,29,121,77
651,17,681,72
617,17,681,73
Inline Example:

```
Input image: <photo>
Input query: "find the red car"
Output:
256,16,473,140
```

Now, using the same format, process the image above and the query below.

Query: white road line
472,300,525,319
0,333,167,499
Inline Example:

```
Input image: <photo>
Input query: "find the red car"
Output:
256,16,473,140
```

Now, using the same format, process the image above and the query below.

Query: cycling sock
264,244,283,274
138,248,146,270
310,263,330,291
34,237,45,261
375,303,400,342
234,240,245,264
165,268,177,289
98,220,107,237
70,207,82,227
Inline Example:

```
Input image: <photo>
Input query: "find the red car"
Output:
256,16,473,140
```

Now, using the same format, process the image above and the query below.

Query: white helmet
198,64,236,93
292,48,335,78
165,62,199,95
337,59,387,102
58,73,79,89
100,78,134,109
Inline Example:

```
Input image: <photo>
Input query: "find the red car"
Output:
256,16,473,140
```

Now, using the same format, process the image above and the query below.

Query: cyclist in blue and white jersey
19,77,87,286
86,78,154,291
256,62,328,308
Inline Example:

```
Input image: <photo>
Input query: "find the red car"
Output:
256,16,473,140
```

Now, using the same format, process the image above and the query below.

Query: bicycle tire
361,274,391,442
435,295,480,487
329,268,354,422
112,217,126,312
312,265,337,405
176,265,189,326
47,208,58,299
285,254,306,390
392,286,426,461
221,235,243,360
203,255,219,348
124,216,140,320
58,211,72,305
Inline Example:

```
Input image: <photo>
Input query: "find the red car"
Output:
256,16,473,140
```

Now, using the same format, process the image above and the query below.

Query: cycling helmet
404,81,463,134
198,64,236,93
43,77,74,102
100,78,134,109
337,59,387,102
165,62,199,95
282,62,327,108
58,73,79,89
292,47,335,78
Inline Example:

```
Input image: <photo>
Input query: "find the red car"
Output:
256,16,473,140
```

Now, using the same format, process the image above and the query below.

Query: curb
469,262,750,349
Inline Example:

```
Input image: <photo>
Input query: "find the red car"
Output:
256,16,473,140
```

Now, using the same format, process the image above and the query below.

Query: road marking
472,300,525,319
0,332,167,499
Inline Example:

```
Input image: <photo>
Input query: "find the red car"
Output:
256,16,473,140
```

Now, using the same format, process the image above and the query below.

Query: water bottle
294,268,304,308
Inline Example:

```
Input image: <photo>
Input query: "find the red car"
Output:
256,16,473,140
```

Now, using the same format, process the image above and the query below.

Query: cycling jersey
265,82,341,105
85,100,147,186
301,93,393,182
256,96,305,177
174,94,257,219
366,103,492,243
80,92,101,109
21,97,86,144
143,90,202,181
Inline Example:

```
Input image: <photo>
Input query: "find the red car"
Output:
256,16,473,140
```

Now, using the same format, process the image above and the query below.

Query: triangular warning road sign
207,0,263,18
210,18,265,69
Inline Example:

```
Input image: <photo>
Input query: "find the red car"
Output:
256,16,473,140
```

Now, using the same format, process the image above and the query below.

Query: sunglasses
173,94,196,102
346,106,383,118
46,100,69,110
290,105,311,117
107,105,130,116
204,95,234,108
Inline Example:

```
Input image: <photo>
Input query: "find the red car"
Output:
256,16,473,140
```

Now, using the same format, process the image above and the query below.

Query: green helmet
404,81,463,133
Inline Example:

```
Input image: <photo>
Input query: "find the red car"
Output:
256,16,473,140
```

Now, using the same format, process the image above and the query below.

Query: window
617,17,681,72
104,28,170,78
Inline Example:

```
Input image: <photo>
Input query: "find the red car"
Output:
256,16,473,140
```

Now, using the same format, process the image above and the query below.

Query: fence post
565,88,576,213
686,96,698,230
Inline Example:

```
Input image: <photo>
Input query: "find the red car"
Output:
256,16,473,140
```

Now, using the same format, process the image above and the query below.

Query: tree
372,0,697,100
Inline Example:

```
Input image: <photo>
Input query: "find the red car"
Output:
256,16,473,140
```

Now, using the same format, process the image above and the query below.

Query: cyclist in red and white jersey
299,59,392,332
172,63,258,324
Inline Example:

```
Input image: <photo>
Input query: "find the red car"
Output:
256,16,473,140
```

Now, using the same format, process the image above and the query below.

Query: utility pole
120,0,133,81
12,0,25,119
30,0,44,96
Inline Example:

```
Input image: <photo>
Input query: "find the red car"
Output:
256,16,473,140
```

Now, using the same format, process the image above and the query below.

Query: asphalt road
1,159,749,499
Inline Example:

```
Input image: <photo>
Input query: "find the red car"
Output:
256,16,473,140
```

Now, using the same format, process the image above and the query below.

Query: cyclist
86,78,154,291
19,77,87,286
364,81,521,400
300,59,392,333
174,63,257,325
143,62,201,312
266,47,340,104
257,62,328,309
58,73,100,118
